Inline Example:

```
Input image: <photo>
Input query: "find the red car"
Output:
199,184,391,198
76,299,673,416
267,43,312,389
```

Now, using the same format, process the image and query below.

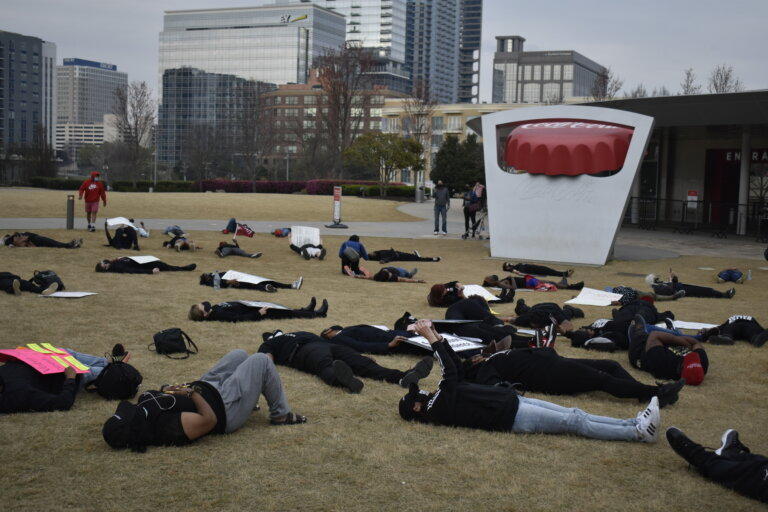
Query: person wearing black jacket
648,273,735,299
399,320,661,443
104,222,140,250
320,324,421,355
0,271,59,296
199,272,302,293
464,347,685,407
502,262,573,278
441,296,527,346
102,349,306,452
699,315,768,347
2,232,82,248
258,330,433,393
0,363,79,414
368,249,440,263
512,300,584,333
95,257,196,274
427,281,467,307
188,298,328,322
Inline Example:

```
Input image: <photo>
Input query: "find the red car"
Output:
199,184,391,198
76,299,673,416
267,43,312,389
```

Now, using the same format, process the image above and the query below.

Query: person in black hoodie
188,298,328,322
102,349,306,452
320,324,421,355
399,320,661,443
258,330,433,394
95,257,196,274
441,296,527,346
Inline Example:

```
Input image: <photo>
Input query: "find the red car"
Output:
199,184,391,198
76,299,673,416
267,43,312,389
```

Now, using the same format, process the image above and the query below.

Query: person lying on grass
102,349,306,452
162,234,201,252
398,320,662,444
199,272,303,293
367,248,440,263
1,271,59,296
2,232,82,249
353,266,426,283
95,257,196,274
320,324,422,355
188,297,328,322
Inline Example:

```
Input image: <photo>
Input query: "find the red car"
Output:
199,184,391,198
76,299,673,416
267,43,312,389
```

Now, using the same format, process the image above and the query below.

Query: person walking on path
433,181,450,236
78,171,107,232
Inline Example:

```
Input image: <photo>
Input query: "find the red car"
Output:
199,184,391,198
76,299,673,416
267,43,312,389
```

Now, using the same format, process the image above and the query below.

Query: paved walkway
1,197,766,261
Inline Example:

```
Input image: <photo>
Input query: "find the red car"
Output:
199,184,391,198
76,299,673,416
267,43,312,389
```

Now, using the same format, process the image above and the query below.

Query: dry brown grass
0,226,766,512
0,188,419,222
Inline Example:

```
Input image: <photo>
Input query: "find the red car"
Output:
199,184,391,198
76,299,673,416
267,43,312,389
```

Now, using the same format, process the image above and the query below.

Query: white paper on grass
127,255,160,265
222,270,271,286
372,325,389,331
235,300,290,310
405,334,483,353
290,226,321,247
42,291,97,298
565,287,623,307
655,320,717,330
107,217,136,229
462,284,499,302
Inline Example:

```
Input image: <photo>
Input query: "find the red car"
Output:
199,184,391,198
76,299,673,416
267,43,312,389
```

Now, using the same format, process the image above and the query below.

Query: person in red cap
627,319,709,385
78,171,107,232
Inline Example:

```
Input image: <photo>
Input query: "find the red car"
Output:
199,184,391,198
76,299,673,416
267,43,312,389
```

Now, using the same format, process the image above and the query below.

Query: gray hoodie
433,185,450,207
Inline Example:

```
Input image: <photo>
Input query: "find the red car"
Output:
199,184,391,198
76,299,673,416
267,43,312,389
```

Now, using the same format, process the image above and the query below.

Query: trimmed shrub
196,179,306,193
306,179,405,195
29,177,82,190
111,180,197,192
340,184,415,198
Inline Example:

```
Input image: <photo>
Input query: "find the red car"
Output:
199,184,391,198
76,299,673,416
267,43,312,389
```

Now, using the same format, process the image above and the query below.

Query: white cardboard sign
127,255,160,264
405,334,484,353
107,217,136,229
235,300,290,310
565,287,623,306
222,270,271,285
462,284,499,302
41,291,97,298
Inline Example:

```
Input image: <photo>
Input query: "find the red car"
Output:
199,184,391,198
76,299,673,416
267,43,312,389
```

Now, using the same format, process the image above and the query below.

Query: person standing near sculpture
433,180,450,236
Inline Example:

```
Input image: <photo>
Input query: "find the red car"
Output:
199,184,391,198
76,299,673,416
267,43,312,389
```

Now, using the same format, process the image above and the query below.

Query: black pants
152,262,191,272
655,282,726,298
513,302,570,327
292,343,403,386
290,243,322,255
263,309,322,320
511,263,568,277
109,228,138,250
369,249,435,263
688,446,768,503
340,254,361,274
719,319,765,343
463,207,477,234
612,301,672,325
544,358,657,400
25,233,74,248
446,322,529,346
0,272,45,294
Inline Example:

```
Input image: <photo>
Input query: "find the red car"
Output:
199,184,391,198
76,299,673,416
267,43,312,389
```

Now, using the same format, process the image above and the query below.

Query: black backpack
102,390,184,452
149,328,198,359
31,270,65,291
88,361,143,399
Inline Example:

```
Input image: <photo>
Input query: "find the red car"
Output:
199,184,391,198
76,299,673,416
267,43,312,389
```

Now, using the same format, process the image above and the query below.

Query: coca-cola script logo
501,119,634,177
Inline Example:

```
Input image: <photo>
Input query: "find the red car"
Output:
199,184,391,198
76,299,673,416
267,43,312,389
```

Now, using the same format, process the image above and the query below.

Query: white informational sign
235,300,290,310
222,270,271,286
107,217,136,229
127,255,160,265
462,284,500,302
332,186,342,223
656,320,717,331
291,226,321,247
565,287,623,307
405,334,484,353
471,106,654,265
41,291,97,298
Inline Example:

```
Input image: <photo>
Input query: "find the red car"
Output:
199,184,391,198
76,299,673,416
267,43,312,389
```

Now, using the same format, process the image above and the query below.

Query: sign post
325,185,348,229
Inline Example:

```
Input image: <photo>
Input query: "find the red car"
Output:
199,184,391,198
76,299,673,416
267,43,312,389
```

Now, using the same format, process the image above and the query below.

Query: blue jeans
643,324,703,341
64,349,109,388
391,267,411,278
511,396,639,441
717,269,743,282
434,205,447,232
163,225,184,237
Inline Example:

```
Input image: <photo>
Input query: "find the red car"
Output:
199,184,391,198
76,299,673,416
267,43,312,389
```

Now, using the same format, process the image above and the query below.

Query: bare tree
181,123,227,185
651,85,671,97
235,81,277,189
112,81,155,186
679,68,702,95
625,83,648,98
402,79,435,188
708,64,744,94
590,67,624,101
543,91,565,105
315,43,375,178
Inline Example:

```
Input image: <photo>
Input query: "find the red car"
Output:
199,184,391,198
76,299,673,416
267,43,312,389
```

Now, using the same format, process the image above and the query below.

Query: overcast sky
3,0,767,102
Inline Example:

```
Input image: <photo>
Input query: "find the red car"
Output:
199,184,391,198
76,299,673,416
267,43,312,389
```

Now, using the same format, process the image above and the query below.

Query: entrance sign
325,186,348,228
472,106,654,265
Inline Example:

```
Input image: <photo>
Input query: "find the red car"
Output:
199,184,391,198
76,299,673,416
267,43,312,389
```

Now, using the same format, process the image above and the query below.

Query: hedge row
111,180,197,192
197,179,307,194
305,179,405,195
29,177,82,190
341,184,416,197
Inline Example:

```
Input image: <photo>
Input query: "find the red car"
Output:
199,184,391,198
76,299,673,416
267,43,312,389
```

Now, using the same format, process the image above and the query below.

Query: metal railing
623,197,768,241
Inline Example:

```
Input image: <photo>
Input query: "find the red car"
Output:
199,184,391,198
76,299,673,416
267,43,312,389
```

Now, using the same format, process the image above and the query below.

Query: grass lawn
0,226,766,511
0,188,420,222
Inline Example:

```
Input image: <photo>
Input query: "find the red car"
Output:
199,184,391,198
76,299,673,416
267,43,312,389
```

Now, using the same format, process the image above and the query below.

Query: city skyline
2,0,767,103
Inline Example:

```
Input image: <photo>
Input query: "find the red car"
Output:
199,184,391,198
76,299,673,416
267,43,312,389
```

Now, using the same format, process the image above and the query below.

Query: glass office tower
457,0,482,103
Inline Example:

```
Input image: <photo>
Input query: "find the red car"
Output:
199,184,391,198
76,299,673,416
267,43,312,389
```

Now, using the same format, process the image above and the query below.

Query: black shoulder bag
149,328,198,359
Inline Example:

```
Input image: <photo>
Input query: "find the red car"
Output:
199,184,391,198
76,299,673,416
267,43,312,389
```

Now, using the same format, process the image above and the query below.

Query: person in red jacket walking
78,171,107,232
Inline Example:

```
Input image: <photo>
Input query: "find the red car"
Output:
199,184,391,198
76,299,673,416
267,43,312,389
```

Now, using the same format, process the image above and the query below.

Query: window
543,65,551,80
524,65,531,80
303,119,315,129
431,134,443,147
431,116,444,130
522,83,540,103
303,95,316,105
533,65,541,80
553,65,561,80
445,116,462,131
563,65,573,80
304,107,316,117
369,120,380,130
285,96,299,105
369,108,381,117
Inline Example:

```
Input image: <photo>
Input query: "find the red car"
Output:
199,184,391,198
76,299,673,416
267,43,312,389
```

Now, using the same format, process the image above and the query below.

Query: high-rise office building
405,0,460,104
282,0,412,94
492,35,606,104
457,0,482,103
56,58,128,155
0,30,57,155
157,3,345,169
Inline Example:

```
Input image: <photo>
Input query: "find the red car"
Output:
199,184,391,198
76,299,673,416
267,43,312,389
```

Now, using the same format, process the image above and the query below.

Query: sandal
270,412,307,426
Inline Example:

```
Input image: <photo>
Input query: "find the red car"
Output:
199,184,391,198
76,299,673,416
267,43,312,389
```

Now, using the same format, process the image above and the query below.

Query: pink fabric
84,201,100,213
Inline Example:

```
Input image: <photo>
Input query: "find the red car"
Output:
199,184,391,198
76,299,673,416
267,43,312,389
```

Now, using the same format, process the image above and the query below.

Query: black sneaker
664,318,676,330
332,360,363,393
316,299,329,317
514,298,528,315
666,427,707,467
715,429,750,457
183,264,197,271
708,335,735,345
725,288,736,298
751,330,768,347
627,316,646,344
400,357,434,388
301,248,310,260
303,297,317,311
319,248,327,260
656,378,685,408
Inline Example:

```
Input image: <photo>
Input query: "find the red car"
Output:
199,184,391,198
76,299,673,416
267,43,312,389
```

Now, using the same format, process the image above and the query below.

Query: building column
658,128,670,221
630,171,641,224
737,126,751,235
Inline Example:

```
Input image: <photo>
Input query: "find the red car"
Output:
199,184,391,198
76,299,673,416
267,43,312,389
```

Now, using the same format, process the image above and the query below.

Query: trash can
66,194,75,230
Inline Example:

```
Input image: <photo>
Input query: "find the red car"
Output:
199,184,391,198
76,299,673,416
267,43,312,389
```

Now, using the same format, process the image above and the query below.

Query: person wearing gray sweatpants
199,350,305,432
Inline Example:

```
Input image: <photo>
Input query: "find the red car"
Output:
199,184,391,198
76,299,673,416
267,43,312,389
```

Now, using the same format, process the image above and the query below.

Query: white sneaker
293,276,303,290
433,231,438,235
11,279,21,296
414,250,421,257
635,396,661,443
440,231,447,236
41,282,59,296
